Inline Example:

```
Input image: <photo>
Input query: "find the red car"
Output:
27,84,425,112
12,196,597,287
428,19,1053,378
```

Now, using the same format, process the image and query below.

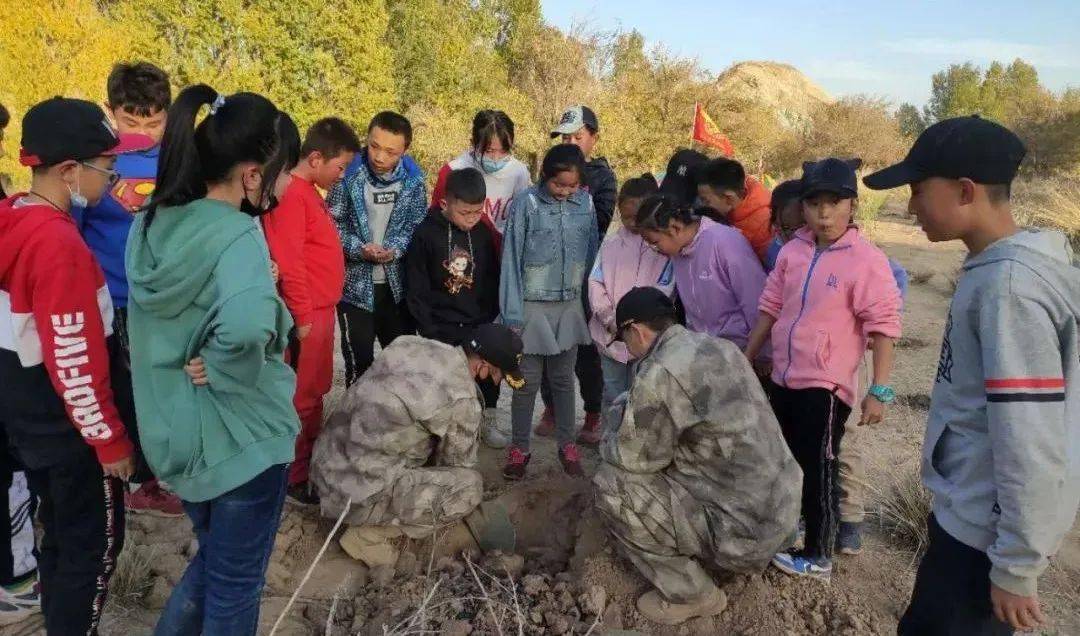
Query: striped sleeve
985,377,1065,403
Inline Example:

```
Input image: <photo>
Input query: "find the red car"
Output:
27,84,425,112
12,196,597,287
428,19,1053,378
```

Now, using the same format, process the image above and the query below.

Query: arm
587,251,616,333
599,368,679,473
423,398,481,468
404,231,437,338
261,192,314,326
592,167,617,237
858,333,896,425
480,225,501,323
721,239,768,333
327,176,365,262
498,194,529,328
382,178,429,258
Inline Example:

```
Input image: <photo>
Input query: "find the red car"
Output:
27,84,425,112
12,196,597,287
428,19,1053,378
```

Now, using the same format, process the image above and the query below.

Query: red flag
692,103,735,157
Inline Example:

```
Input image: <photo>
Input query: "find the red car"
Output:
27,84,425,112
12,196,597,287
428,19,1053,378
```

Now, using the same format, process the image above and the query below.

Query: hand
752,360,773,378
991,584,1046,631
102,456,135,481
376,247,397,264
184,357,209,386
297,324,312,340
859,394,885,426
269,260,280,283
361,243,385,263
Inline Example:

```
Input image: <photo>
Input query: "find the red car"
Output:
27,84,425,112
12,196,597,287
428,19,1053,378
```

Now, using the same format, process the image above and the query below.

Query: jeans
155,464,288,636
541,343,603,415
600,355,635,412
337,285,414,387
511,348,577,451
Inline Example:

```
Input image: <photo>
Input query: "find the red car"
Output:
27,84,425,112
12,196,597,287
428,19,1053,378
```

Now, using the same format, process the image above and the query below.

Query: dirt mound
715,61,832,129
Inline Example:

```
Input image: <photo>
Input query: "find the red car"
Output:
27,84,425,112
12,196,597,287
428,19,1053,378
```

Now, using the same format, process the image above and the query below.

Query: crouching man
594,287,802,625
312,324,525,566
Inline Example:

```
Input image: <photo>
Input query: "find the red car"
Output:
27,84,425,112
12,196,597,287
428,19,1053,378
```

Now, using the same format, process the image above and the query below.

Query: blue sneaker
771,552,832,581
836,522,863,555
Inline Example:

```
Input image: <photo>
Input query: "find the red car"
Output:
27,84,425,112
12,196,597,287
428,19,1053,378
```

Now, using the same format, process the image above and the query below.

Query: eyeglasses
79,162,121,188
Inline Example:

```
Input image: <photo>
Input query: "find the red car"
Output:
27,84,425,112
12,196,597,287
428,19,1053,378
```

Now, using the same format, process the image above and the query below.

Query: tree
926,62,985,123
896,103,927,139
800,96,907,169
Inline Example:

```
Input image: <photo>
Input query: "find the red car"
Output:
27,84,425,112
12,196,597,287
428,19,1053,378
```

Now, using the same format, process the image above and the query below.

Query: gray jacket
924,229,1079,596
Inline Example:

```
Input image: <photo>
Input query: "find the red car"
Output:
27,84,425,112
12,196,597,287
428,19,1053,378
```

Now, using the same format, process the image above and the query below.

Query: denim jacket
499,185,599,327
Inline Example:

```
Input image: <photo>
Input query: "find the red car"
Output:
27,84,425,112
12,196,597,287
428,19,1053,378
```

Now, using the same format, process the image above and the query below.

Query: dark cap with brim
611,287,676,344
19,97,150,167
801,157,862,200
469,324,526,389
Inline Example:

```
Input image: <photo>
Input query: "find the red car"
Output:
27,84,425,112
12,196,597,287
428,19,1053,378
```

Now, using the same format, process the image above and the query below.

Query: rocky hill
715,61,833,128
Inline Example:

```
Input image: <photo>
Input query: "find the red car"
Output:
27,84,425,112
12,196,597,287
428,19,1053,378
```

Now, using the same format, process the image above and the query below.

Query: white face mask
68,165,88,209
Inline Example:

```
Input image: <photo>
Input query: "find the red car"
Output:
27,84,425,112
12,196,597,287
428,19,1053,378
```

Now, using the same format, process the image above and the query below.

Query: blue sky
540,0,1080,107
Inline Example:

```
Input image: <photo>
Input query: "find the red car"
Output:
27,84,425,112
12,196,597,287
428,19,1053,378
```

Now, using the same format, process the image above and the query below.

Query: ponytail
634,194,697,232
145,84,217,229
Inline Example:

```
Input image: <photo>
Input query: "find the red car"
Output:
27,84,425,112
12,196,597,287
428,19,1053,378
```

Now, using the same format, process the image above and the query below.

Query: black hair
145,84,297,228
697,158,746,197
634,194,698,232
0,103,9,130
368,111,412,147
471,110,514,158
106,61,171,117
446,167,487,205
301,117,362,159
770,179,804,224
540,143,586,183
640,314,677,333
986,183,1011,204
618,173,658,203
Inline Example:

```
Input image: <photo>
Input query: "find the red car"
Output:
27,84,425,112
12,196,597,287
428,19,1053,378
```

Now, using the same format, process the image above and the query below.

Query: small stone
529,608,544,624
440,619,473,636
600,602,623,630
522,574,549,596
396,552,418,577
435,556,465,577
555,572,574,583
577,584,606,616
557,589,576,612
144,576,172,610
371,564,396,588
543,611,571,635
265,562,291,591
491,553,525,578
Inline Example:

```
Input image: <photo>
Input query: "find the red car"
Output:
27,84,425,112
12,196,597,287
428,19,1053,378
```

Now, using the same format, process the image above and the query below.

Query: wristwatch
868,384,896,404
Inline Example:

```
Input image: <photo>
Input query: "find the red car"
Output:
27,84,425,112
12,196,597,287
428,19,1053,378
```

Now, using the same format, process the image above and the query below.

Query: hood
966,229,1080,307
126,199,256,319
345,149,423,186
730,176,770,224
792,224,860,251
0,197,68,280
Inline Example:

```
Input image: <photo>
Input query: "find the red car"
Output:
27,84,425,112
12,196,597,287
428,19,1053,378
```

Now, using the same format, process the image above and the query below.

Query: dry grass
106,546,157,612
868,467,933,562
1014,177,1080,251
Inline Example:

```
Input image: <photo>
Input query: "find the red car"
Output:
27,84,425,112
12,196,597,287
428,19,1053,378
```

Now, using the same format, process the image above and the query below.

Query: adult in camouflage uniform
312,325,524,566
593,287,802,625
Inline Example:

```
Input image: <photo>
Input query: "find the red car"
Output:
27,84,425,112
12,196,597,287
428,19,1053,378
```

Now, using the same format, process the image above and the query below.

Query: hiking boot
0,575,40,627
558,443,585,477
836,521,863,555
771,552,832,582
576,412,602,446
502,446,531,481
635,587,727,625
339,526,401,568
534,407,555,437
481,408,510,449
125,481,184,517
286,482,321,508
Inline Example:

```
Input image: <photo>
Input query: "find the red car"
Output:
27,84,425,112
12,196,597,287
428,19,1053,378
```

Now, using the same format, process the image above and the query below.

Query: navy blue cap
801,158,863,200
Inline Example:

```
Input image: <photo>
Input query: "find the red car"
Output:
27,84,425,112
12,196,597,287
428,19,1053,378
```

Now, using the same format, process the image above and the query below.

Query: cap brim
550,123,583,138
102,134,156,156
802,185,857,200
863,161,923,190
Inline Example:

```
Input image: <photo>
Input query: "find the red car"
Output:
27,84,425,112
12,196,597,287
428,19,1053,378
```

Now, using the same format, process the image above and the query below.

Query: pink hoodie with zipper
759,225,901,406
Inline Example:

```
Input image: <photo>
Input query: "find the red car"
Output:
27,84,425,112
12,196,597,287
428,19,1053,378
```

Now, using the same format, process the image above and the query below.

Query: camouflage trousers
346,467,483,534
594,465,722,603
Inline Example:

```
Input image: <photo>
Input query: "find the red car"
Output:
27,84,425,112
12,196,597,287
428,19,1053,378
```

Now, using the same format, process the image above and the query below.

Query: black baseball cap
19,97,148,167
613,287,676,343
863,115,1026,190
469,324,525,389
801,158,863,200
550,105,599,138
658,149,709,206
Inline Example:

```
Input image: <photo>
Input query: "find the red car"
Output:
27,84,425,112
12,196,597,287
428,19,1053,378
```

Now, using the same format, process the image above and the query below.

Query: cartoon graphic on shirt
111,178,156,213
443,247,474,295
936,312,954,384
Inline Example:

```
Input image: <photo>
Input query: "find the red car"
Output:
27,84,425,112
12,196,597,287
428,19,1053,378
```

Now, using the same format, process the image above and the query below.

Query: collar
534,185,586,207
679,216,715,257
792,224,860,251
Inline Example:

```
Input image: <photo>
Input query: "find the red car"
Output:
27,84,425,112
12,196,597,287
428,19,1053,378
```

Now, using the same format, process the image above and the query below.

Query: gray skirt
520,299,591,356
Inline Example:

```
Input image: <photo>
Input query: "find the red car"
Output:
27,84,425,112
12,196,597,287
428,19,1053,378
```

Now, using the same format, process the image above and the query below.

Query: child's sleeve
721,239,767,329
889,257,909,307
327,176,365,263
852,250,902,338
980,292,1069,597
599,368,679,473
758,246,786,318
261,190,313,326
498,195,529,328
404,232,437,339
588,245,615,333
384,179,429,259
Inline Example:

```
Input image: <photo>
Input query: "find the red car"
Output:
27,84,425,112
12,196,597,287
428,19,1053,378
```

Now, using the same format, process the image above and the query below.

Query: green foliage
896,103,927,139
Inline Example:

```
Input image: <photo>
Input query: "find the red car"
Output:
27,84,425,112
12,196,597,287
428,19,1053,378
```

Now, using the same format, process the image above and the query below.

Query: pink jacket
588,227,674,362
759,226,902,406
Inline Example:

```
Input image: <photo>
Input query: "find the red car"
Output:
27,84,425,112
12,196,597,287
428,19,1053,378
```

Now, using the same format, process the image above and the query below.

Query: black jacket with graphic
404,209,500,345
584,157,618,237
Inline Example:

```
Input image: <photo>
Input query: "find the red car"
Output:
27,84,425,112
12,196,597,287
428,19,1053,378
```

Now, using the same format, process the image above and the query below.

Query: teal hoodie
125,198,299,502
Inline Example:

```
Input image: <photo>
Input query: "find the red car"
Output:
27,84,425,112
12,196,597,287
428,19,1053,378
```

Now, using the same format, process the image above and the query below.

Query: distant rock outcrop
715,61,833,128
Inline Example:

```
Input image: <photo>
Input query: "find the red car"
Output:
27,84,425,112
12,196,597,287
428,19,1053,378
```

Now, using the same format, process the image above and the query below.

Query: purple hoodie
673,216,766,349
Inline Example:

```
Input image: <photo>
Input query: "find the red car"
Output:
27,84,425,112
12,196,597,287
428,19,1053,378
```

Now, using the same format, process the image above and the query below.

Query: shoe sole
770,559,831,582
638,590,727,625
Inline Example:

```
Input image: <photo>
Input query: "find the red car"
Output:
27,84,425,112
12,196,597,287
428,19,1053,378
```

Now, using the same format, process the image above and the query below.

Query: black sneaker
286,482,320,508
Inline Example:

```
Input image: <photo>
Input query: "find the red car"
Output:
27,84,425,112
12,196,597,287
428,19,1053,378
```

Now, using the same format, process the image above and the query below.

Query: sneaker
481,408,510,449
286,482,321,508
576,412,602,446
771,552,832,582
836,521,863,555
558,443,585,477
502,446,531,481
0,576,41,626
635,587,727,625
534,407,555,437
126,482,185,517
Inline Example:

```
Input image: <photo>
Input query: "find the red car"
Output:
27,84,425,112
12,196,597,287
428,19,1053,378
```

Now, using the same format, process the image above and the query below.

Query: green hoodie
125,198,298,502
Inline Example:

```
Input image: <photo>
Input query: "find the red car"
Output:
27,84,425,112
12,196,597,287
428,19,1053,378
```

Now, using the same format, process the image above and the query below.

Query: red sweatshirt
262,176,346,326
0,196,134,467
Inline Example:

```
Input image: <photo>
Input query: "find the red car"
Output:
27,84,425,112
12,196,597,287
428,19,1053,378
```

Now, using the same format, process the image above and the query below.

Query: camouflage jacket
601,325,802,547
312,336,482,516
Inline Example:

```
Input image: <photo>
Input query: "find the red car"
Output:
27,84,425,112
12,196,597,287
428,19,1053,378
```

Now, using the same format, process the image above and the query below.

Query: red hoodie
0,195,133,467
261,176,346,326
730,176,773,260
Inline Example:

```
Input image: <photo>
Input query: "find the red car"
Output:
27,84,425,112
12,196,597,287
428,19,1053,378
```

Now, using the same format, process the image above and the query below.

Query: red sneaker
125,482,185,517
577,412,602,446
534,408,555,437
558,443,585,477
502,446,531,481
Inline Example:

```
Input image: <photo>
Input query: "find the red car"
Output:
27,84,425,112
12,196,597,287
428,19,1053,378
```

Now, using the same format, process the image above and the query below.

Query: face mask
67,165,88,208
480,155,510,174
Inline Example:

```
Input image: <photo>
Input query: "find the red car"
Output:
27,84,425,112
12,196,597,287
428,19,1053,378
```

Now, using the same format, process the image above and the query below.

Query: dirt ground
5,213,1078,636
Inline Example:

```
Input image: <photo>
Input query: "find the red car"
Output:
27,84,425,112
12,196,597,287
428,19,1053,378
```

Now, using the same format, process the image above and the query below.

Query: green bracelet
868,384,896,404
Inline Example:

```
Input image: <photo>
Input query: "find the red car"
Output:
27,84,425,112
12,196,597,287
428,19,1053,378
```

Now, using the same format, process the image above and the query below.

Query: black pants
337,285,415,387
898,515,1013,635
540,343,603,415
26,447,125,636
769,382,850,560
0,426,36,587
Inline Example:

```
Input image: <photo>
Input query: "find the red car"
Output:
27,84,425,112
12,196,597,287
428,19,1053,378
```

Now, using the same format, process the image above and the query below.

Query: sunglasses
79,161,121,188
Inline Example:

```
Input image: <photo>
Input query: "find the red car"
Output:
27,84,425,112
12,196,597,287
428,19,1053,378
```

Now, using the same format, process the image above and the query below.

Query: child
763,179,805,272
587,175,673,425
744,157,901,581
125,85,300,634
429,110,530,245
406,168,503,446
696,158,773,260
0,97,146,635
76,61,181,518
658,148,709,207
262,117,361,504
865,116,1078,635
500,144,599,481
635,195,765,350
329,111,427,386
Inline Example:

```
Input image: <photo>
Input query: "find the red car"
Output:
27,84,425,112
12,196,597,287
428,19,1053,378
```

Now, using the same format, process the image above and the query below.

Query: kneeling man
594,287,802,625
312,324,524,566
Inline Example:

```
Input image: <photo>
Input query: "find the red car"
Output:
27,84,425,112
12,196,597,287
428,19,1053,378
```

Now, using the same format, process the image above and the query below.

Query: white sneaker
0,575,40,626
481,409,510,448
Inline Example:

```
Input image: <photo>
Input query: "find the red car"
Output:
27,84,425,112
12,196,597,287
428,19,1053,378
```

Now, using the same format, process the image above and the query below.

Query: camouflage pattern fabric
594,325,802,602
312,336,484,529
